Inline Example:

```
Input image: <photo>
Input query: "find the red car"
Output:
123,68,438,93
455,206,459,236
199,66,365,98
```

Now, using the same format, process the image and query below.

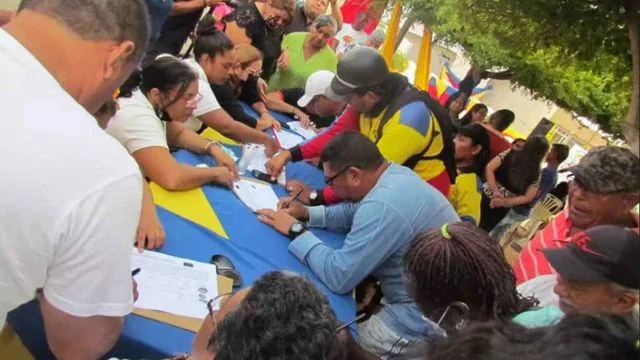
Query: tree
404,0,638,152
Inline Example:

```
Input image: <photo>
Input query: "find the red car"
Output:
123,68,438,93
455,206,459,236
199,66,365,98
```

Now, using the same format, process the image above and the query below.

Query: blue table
7,110,354,359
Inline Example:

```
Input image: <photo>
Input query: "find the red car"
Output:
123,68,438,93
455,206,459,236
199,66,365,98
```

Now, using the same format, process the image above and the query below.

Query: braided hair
403,222,538,324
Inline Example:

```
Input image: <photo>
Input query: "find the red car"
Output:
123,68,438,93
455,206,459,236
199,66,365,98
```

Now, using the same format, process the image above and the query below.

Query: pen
272,126,282,148
283,188,304,209
131,268,141,277
335,313,366,332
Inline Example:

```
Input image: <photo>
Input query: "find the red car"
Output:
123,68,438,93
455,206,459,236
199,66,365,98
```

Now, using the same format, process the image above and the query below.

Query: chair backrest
530,194,564,223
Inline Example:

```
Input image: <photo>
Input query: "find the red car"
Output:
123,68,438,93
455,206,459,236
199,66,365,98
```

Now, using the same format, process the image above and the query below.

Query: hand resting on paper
256,209,301,235
210,167,236,188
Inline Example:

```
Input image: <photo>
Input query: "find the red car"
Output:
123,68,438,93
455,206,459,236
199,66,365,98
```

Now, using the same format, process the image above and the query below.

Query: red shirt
483,126,511,159
513,208,573,285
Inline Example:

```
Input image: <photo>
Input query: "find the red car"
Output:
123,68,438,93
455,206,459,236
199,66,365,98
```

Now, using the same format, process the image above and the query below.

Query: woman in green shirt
268,15,338,91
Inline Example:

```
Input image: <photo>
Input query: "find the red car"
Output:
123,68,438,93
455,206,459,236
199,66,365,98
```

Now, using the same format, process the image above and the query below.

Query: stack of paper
288,121,317,140
131,249,219,319
238,144,286,185
232,178,280,212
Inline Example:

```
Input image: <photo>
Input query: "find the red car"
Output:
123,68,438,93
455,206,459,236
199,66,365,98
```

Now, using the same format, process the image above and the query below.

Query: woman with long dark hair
444,91,469,130
459,103,488,127
480,135,550,233
107,57,238,191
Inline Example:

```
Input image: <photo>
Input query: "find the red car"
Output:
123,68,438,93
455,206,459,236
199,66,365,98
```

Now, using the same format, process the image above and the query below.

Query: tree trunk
625,0,639,156
394,17,415,51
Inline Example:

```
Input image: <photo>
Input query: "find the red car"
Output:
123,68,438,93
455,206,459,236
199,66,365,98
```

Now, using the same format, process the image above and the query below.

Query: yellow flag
414,29,433,90
201,127,239,146
150,182,229,239
379,1,402,69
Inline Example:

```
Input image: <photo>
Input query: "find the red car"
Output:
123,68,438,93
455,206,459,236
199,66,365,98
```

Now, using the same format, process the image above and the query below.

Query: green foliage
402,0,633,136
392,52,410,72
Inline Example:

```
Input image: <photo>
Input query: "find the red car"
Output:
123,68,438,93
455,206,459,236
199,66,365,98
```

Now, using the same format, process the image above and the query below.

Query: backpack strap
374,86,458,183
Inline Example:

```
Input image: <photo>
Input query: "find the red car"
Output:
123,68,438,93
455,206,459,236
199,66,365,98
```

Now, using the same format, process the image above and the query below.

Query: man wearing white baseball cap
267,70,346,128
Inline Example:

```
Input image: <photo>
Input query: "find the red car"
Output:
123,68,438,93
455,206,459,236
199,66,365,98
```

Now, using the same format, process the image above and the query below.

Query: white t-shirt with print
335,24,367,54
0,29,143,326
183,57,221,131
107,90,169,154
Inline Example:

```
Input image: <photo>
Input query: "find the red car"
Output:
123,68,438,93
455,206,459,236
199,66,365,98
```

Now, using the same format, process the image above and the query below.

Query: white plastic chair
500,194,564,249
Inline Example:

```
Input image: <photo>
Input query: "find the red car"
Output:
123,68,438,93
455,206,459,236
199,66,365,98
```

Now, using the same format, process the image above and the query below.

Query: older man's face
568,179,637,230
553,276,637,315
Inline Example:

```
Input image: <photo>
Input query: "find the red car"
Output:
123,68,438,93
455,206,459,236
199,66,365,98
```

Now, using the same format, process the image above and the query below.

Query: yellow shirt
448,172,483,225
359,101,446,182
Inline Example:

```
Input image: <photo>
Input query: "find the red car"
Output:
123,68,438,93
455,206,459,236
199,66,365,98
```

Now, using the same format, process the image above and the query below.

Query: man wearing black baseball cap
514,146,639,285
514,225,639,331
266,47,457,206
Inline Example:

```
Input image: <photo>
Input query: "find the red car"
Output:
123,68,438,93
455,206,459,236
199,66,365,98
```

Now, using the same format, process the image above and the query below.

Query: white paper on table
232,178,279,212
131,249,219,319
274,130,305,149
239,144,286,185
288,121,317,140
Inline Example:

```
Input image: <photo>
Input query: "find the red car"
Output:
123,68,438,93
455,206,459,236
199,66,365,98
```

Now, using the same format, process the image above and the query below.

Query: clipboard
133,275,234,332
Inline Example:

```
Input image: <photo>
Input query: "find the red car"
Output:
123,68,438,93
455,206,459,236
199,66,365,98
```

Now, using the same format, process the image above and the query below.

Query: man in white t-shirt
334,11,369,55
0,1,150,358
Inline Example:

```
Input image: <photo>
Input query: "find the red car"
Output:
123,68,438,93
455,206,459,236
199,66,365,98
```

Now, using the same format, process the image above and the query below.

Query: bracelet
204,140,220,153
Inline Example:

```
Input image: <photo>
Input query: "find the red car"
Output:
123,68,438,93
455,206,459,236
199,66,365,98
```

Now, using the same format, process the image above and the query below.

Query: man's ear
104,41,136,81
348,167,361,186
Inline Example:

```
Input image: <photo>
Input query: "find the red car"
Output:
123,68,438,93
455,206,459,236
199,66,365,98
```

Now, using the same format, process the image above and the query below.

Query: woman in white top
95,100,166,250
174,16,280,156
107,57,238,191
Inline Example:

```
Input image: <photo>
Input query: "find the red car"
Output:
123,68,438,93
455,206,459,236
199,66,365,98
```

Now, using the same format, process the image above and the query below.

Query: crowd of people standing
1,0,638,359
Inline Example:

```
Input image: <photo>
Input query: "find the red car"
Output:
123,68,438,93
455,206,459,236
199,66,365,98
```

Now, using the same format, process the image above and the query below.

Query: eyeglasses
185,93,203,106
206,292,233,330
324,166,353,186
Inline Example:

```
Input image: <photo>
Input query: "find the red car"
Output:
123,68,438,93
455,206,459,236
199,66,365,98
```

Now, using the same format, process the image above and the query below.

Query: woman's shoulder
110,92,162,132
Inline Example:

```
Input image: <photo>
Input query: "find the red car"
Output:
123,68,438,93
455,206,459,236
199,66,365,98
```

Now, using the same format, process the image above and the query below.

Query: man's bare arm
40,296,124,360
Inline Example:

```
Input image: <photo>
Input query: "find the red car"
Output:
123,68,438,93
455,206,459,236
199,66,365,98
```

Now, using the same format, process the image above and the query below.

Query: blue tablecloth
7,110,354,359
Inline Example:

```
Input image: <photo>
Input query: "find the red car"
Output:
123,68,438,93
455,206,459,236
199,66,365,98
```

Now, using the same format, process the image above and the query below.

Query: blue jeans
356,313,430,360
489,209,528,241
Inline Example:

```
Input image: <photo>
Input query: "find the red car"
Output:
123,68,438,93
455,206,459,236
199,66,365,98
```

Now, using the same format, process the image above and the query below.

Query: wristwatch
308,190,322,206
288,221,308,240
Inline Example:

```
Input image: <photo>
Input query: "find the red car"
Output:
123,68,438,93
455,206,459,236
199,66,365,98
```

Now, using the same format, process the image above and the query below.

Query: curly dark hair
403,222,538,324
426,314,639,360
209,271,346,360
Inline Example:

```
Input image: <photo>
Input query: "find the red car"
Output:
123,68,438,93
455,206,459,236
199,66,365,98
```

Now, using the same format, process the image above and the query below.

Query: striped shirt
513,208,572,285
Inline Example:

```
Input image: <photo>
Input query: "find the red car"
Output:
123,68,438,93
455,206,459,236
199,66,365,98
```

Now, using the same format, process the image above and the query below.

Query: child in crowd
449,124,491,225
